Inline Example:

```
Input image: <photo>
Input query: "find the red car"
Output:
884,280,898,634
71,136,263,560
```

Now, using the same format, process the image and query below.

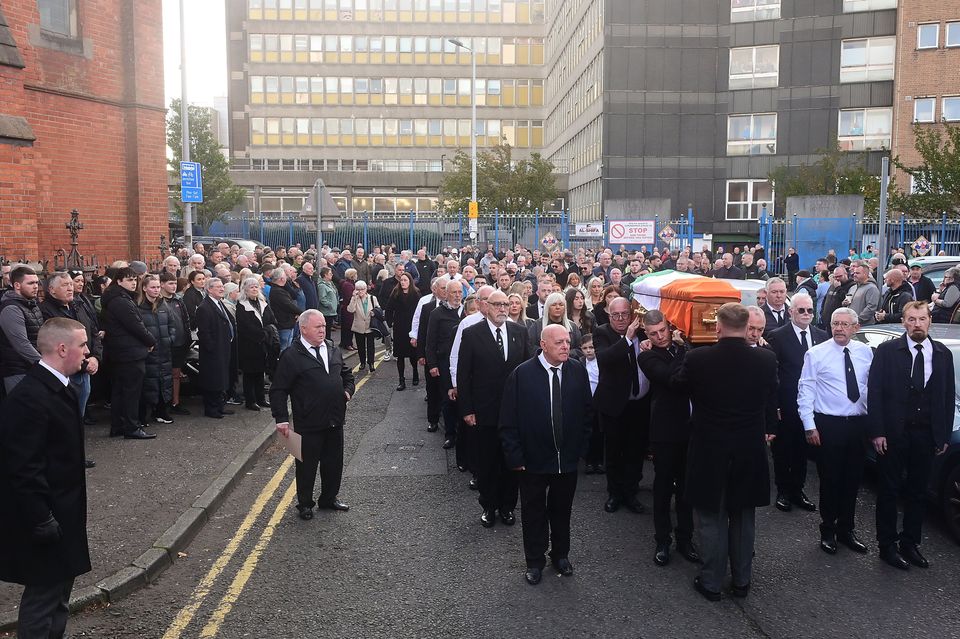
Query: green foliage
437,144,559,215
891,124,960,218
166,99,247,233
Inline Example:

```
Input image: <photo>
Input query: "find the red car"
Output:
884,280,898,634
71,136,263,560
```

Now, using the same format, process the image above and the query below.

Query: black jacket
164,295,190,348
269,285,301,330
415,298,437,359
0,291,43,377
182,286,205,331
878,284,914,324
101,285,156,363
425,303,462,390
907,275,936,303
0,364,91,585
414,259,437,295
457,320,530,426
762,304,789,337
297,272,319,310
269,339,355,433
196,296,236,393
593,323,644,417
637,344,691,443
499,357,593,474
867,335,955,448
385,291,420,359
138,300,175,404
236,298,277,373
820,280,854,331
766,323,829,427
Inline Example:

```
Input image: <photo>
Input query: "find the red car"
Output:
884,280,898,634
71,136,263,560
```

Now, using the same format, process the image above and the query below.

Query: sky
161,0,227,108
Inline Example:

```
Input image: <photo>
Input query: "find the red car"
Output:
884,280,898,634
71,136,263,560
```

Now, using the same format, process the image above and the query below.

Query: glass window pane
841,40,867,67
865,109,891,134
728,181,748,202
918,24,939,49
944,98,960,121
914,98,935,122
947,22,960,47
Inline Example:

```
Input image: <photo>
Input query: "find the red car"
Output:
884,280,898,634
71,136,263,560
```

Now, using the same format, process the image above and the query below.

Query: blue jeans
70,372,91,418
279,328,294,351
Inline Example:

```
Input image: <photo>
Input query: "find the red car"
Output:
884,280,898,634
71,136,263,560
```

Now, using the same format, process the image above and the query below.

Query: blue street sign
180,161,203,203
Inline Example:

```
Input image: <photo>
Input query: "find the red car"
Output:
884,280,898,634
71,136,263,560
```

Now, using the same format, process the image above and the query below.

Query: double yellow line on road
161,352,381,639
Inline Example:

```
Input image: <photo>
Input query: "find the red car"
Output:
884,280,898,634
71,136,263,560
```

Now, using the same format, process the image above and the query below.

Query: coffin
630,271,742,344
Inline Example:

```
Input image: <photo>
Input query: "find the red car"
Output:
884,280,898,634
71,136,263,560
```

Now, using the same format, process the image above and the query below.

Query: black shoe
500,510,516,526
358,364,366,371
124,428,157,440
524,567,542,585
775,493,792,512
594,464,605,474
297,507,313,521
396,381,406,391
480,509,496,528
220,408,235,415
442,439,456,450
258,401,271,409
368,365,375,373
838,531,868,554
654,543,671,566
552,557,574,576
677,541,702,564
899,542,929,568
83,415,97,426
791,491,817,512
412,375,420,386
84,459,96,469
205,412,224,419
624,498,646,514
427,422,439,433
318,500,350,512
170,404,191,415
246,404,261,411
468,478,478,490
730,583,751,598
604,497,620,513
880,545,910,570
819,537,838,555
584,464,596,475
693,576,721,602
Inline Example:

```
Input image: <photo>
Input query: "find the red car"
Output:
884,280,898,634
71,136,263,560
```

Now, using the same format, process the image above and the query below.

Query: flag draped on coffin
630,270,742,341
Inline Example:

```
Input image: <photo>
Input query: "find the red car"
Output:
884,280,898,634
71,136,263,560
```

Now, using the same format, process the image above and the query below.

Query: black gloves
32,513,62,545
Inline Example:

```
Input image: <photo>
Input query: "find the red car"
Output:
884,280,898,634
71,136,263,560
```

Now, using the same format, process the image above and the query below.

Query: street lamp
448,37,477,240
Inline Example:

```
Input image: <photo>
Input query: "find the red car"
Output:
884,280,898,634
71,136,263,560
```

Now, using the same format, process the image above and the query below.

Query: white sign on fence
607,219,656,244
574,222,604,238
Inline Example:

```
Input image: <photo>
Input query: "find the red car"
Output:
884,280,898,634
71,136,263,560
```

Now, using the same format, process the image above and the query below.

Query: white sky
161,0,227,108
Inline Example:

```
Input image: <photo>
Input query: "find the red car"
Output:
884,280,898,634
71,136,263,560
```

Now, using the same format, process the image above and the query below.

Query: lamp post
179,0,193,249
448,38,477,241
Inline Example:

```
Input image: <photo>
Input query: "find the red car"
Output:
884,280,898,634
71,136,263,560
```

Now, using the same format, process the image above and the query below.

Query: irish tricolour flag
630,270,741,339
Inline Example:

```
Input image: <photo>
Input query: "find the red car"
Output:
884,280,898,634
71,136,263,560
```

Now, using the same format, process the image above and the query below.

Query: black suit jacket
763,304,789,337
593,323,644,417
637,344,691,443
457,320,530,426
182,286,205,331
766,323,828,424
867,335,955,448
269,338,355,433
196,296,236,393
526,295,543,321
415,298,437,360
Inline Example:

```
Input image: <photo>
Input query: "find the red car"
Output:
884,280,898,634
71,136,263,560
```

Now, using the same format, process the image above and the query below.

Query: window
914,97,935,122
948,22,960,47
840,37,895,82
943,97,960,122
918,24,939,49
39,0,77,37
837,107,891,150
726,180,773,220
727,113,777,155
730,0,780,23
842,0,896,11
728,46,779,89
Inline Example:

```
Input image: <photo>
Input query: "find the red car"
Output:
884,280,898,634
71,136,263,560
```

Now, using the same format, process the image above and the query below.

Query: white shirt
409,293,434,340
487,319,508,360
537,300,545,317
798,339,873,431
301,336,328,373
908,336,933,386
449,311,484,387
585,358,599,396
622,336,651,399
769,305,787,324
538,353,563,423
38,360,70,387
791,322,812,347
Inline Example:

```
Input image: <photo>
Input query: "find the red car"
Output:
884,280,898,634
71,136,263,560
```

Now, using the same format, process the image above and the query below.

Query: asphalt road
47,364,960,639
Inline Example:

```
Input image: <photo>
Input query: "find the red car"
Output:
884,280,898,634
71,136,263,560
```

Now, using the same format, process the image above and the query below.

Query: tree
437,144,559,215
891,123,960,217
166,98,247,233
767,146,894,217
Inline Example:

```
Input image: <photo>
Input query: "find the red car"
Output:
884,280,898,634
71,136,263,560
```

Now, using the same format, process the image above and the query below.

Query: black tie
843,347,860,403
313,346,327,373
628,345,640,396
775,310,783,326
912,343,925,389
496,327,505,360
550,367,563,449
800,330,809,353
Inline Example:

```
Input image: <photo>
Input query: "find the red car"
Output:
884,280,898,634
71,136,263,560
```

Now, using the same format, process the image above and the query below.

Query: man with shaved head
875,269,913,324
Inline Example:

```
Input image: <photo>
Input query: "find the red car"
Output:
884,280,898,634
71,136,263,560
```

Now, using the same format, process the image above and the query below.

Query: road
57,365,960,639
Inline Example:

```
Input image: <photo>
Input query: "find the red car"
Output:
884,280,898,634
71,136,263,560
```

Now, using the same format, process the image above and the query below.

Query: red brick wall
0,0,167,266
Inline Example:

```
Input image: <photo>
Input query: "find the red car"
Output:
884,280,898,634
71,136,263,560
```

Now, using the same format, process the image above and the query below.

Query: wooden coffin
630,272,742,344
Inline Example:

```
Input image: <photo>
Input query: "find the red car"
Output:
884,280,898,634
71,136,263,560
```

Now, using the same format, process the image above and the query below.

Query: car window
852,330,896,351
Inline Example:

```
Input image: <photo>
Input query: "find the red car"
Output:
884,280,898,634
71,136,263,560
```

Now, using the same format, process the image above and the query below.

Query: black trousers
110,359,145,436
602,397,650,501
814,413,868,539
584,412,603,466
652,440,694,545
203,389,225,416
354,332,376,367
771,413,809,496
475,424,519,512
519,471,578,569
295,428,345,509
17,578,74,639
441,393,467,468
875,427,936,548
242,370,266,407
425,372,441,425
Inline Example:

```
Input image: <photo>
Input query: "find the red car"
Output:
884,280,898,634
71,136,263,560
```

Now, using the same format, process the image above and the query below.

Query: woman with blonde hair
586,276,605,310
527,291,582,357
346,280,380,372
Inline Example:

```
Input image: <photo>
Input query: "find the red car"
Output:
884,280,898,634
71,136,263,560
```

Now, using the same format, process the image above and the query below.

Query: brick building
0,0,167,266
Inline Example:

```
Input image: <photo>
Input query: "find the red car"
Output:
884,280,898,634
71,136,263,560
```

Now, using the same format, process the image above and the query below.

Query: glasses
794,308,814,314
610,312,631,320
489,302,510,308
831,321,855,328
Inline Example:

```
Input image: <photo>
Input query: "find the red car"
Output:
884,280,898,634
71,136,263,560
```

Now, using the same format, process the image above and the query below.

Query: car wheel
944,464,960,545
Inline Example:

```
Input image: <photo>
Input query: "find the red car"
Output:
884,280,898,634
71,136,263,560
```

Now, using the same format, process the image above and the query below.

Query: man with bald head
875,269,913,324
745,306,767,347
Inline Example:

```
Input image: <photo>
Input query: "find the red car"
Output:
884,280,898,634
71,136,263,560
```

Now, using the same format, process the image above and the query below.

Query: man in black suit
416,277,447,433
762,277,789,337
426,279,465,457
500,324,593,585
868,301,955,570
272,311,356,519
526,280,552,321
458,290,531,528
766,291,827,512
673,304,778,601
637,310,699,567
594,297,650,514
196,277,237,418
0,319,91,638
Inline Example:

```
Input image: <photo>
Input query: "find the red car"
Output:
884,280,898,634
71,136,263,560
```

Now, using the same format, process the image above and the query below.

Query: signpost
180,161,203,203
468,201,478,241
574,222,604,238
607,219,656,245
658,224,676,244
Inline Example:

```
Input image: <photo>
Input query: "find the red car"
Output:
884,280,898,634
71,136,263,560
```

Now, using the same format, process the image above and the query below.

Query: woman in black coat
236,277,277,410
137,275,175,426
385,271,421,391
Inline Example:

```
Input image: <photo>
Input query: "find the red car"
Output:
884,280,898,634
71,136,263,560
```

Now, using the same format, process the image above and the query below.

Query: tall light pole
179,0,193,249
448,38,477,243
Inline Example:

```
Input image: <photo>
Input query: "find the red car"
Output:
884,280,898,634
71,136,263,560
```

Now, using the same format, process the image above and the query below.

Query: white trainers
382,351,392,361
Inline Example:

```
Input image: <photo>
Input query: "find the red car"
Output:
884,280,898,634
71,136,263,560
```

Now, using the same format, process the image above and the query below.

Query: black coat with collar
415,298,437,359
425,303,462,390
766,322,829,423
269,338,355,433
878,284,914,324
457,320,531,426
867,334,955,448
637,344,691,443
196,296,236,393
593,323,644,417
0,364,91,585
182,286,205,331
100,284,156,363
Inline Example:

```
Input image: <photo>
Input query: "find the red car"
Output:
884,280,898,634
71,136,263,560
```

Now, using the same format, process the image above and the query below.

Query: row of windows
546,54,602,141
247,0,546,24
234,157,449,172
248,34,545,66
729,38,895,89
545,0,603,96
249,76,544,107
249,117,545,148
548,115,601,177
249,194,440,215
913,97,960,124
728,108,895,155
731,0,896,24
916,21,960,50
727,180,774,221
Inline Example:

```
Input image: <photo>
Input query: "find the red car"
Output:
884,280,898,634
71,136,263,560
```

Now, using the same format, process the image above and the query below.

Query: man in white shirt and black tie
762,278,789,337
797,306,873,555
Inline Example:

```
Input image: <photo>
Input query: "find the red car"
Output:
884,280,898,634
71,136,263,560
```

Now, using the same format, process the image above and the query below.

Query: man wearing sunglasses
766,291,828,513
